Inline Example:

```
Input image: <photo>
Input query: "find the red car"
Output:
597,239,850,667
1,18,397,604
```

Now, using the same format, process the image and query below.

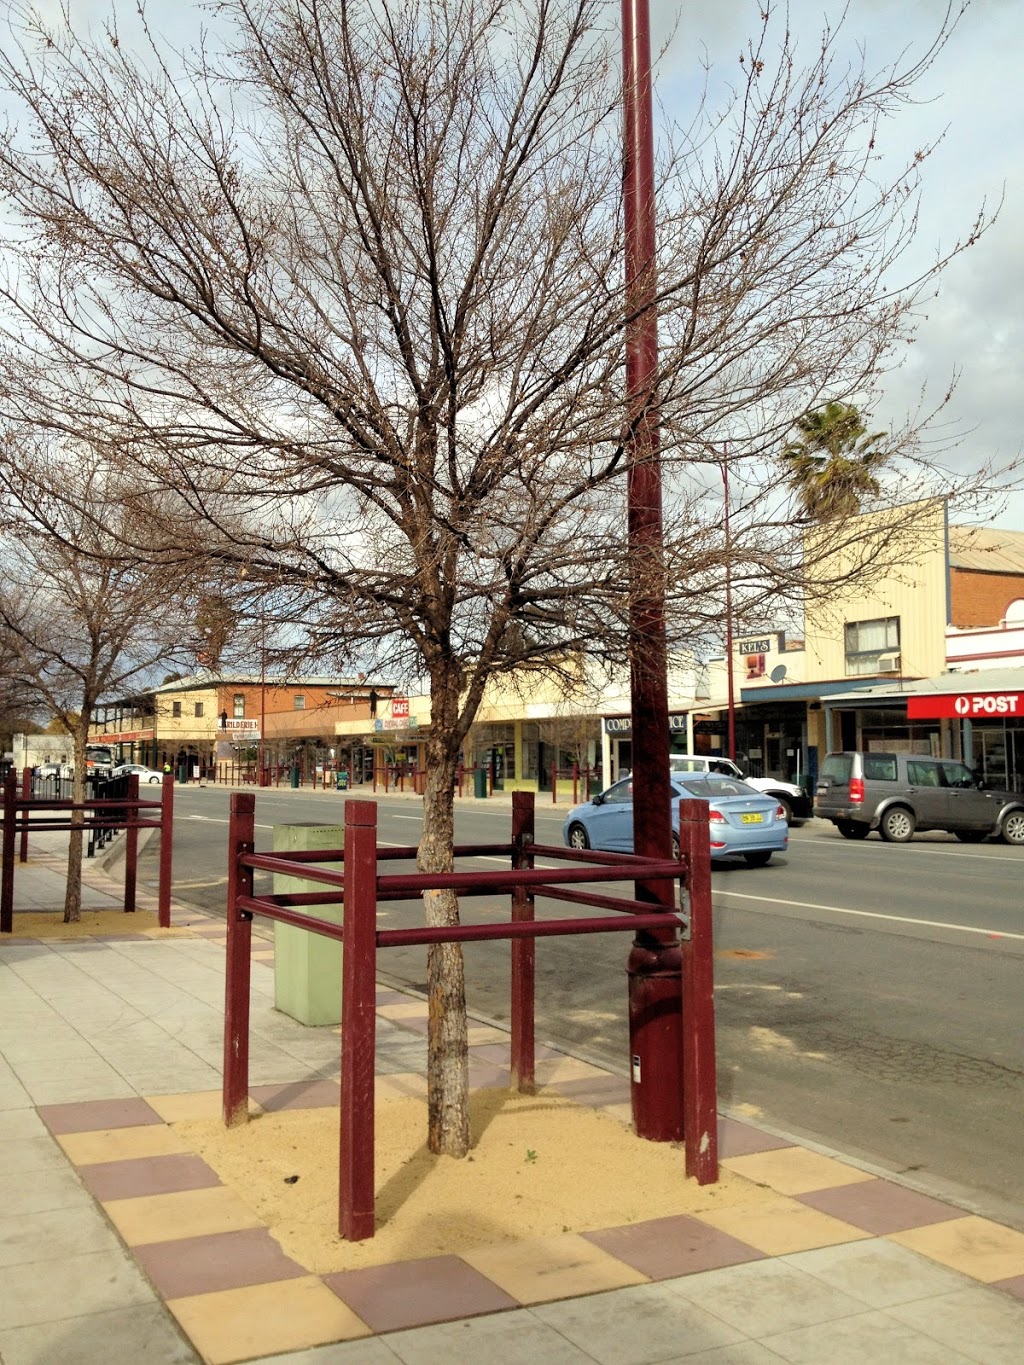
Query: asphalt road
144,785,1024,1230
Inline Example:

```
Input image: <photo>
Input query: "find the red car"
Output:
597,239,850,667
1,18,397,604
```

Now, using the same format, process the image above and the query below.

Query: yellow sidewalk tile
168,1276,370,1364
103,1184,263,1246
534,1057,606,1084
146,1091,263,1123
461,1231,648,1304
56,1124,190,1165
721,1147,875,1196
375,1072,428,1100
376,1001,429,1021
889,1215,1024,1283
693,1197,871,1256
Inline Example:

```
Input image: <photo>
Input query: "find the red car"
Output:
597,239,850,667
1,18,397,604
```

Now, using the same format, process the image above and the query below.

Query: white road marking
713,889,1024,941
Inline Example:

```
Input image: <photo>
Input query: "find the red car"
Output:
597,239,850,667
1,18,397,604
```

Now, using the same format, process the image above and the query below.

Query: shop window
844,616,900,676
233,694,245,718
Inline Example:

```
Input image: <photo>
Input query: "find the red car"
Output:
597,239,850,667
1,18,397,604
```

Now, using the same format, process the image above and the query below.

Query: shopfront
908,688,1024,793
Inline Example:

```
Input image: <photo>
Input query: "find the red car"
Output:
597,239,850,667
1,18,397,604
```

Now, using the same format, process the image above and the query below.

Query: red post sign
907,692,1024,720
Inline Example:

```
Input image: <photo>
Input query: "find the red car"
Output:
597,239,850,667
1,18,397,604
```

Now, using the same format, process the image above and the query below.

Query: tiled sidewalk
2,873,1024,1362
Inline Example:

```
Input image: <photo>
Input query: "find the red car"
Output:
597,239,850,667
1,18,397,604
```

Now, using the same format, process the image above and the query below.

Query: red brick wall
950,569,1024,628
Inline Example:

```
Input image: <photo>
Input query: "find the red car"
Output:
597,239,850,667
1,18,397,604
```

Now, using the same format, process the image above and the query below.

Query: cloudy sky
7,0,1022,526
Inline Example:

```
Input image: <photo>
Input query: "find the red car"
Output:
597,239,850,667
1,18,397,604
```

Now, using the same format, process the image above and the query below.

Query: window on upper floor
844,616,900,676
172,701,181,718
233,694,245,718
194,702,204,718
294,694,305,710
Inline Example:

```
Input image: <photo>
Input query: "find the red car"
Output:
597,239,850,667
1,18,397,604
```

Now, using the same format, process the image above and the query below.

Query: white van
669,755,811,824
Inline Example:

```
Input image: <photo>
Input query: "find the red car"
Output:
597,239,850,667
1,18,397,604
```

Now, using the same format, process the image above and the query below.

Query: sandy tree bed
175,1088,772,1273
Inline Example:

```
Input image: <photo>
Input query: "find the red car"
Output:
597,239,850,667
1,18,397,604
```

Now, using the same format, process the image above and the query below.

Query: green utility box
473,766,488,798
273,823,345,1026
336,770,349,791
289,764,301,789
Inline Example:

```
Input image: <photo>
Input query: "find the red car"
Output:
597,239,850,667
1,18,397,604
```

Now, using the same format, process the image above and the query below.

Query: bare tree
0,0,1011,1150
0,450,208,920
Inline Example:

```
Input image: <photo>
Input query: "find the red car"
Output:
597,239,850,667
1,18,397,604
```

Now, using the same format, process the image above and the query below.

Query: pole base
627,940,684,1142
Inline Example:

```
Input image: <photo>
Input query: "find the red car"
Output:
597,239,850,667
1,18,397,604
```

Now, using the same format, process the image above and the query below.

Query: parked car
111,763,165,785
562,774,789,866
814,751,1024,844
669,754,811,824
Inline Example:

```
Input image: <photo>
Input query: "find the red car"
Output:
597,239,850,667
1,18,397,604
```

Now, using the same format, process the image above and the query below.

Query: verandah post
123,773,140,914
679,797,718,1184
19,767,30,864
1,771,16,933
223,792,255,1127
158,771,174,928
510,791,536,1092
339,798,378,1241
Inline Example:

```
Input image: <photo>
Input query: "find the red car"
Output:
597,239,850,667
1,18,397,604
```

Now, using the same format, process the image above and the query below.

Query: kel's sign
907,692,1023,720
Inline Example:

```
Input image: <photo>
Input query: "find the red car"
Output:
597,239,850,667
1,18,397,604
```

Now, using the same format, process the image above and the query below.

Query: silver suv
814,751,1024,844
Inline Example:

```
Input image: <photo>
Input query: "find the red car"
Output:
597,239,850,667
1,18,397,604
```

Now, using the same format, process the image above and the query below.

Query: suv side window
940,762,977,790
863,755,898,781
907,760,941,787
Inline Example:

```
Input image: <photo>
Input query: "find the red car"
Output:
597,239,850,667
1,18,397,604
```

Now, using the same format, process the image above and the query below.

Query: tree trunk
63,730,88,923
419,666,470,1157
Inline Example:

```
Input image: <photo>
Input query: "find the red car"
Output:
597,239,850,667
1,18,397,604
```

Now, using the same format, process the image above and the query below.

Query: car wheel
148,776,161,784
879,806,915,843
999,809,1024,845
567,823,590,851
743,850,772,867
836,820,870,840
671,833,681,860
954,830,987,843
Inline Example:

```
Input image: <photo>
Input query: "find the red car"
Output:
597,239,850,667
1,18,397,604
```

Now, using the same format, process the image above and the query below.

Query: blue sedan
562,774,789,867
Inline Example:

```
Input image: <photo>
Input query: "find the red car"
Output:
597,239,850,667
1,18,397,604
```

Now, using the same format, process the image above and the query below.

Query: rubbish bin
336,769,349,791
177,763,188,784
473,766,488,798
290,764,301,789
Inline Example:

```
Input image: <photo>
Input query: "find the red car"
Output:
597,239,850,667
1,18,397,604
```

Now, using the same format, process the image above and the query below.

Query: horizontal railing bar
529,842,687,869
374,862,682,894
234,894,679,947
530,884,672,915
236,897,346,941
377,912,681,946
242,842,514,871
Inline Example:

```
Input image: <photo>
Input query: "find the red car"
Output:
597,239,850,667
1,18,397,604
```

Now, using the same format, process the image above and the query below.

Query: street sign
907,692,1023,719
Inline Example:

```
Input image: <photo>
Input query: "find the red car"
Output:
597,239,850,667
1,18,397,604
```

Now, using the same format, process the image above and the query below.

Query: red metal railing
221,790,718,1242
1,771,175,932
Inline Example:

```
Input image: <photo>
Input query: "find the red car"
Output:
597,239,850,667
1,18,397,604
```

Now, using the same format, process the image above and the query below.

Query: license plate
740,813,763,824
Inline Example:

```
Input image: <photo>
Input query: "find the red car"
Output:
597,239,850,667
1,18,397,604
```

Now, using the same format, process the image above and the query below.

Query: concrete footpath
0,803,1023,1364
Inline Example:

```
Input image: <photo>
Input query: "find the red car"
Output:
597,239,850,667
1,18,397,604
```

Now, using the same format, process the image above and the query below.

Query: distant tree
782,403,889,521
0,453,207,920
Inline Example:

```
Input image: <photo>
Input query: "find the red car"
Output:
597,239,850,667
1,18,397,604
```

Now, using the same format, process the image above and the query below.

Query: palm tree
783,402,888,519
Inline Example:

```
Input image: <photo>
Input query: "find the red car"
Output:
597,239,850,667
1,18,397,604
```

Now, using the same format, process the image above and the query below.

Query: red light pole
722,449,736,761
622,0,683,1142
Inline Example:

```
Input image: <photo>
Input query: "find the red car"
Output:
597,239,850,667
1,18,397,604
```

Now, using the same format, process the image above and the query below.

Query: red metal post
123,774,140,914
457,762,464,798
19,768,30,864
679,798,718,1183
622,0,682,1141
1,771,16,933
573,763,579,806
551,761,557,805
223,792,255,1127
158,771,174,928
722,453,736,760
339,799,378,1241
510,791,536,1092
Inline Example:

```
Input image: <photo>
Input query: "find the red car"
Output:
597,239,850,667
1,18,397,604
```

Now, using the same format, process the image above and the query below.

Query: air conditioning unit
877,651,901,672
